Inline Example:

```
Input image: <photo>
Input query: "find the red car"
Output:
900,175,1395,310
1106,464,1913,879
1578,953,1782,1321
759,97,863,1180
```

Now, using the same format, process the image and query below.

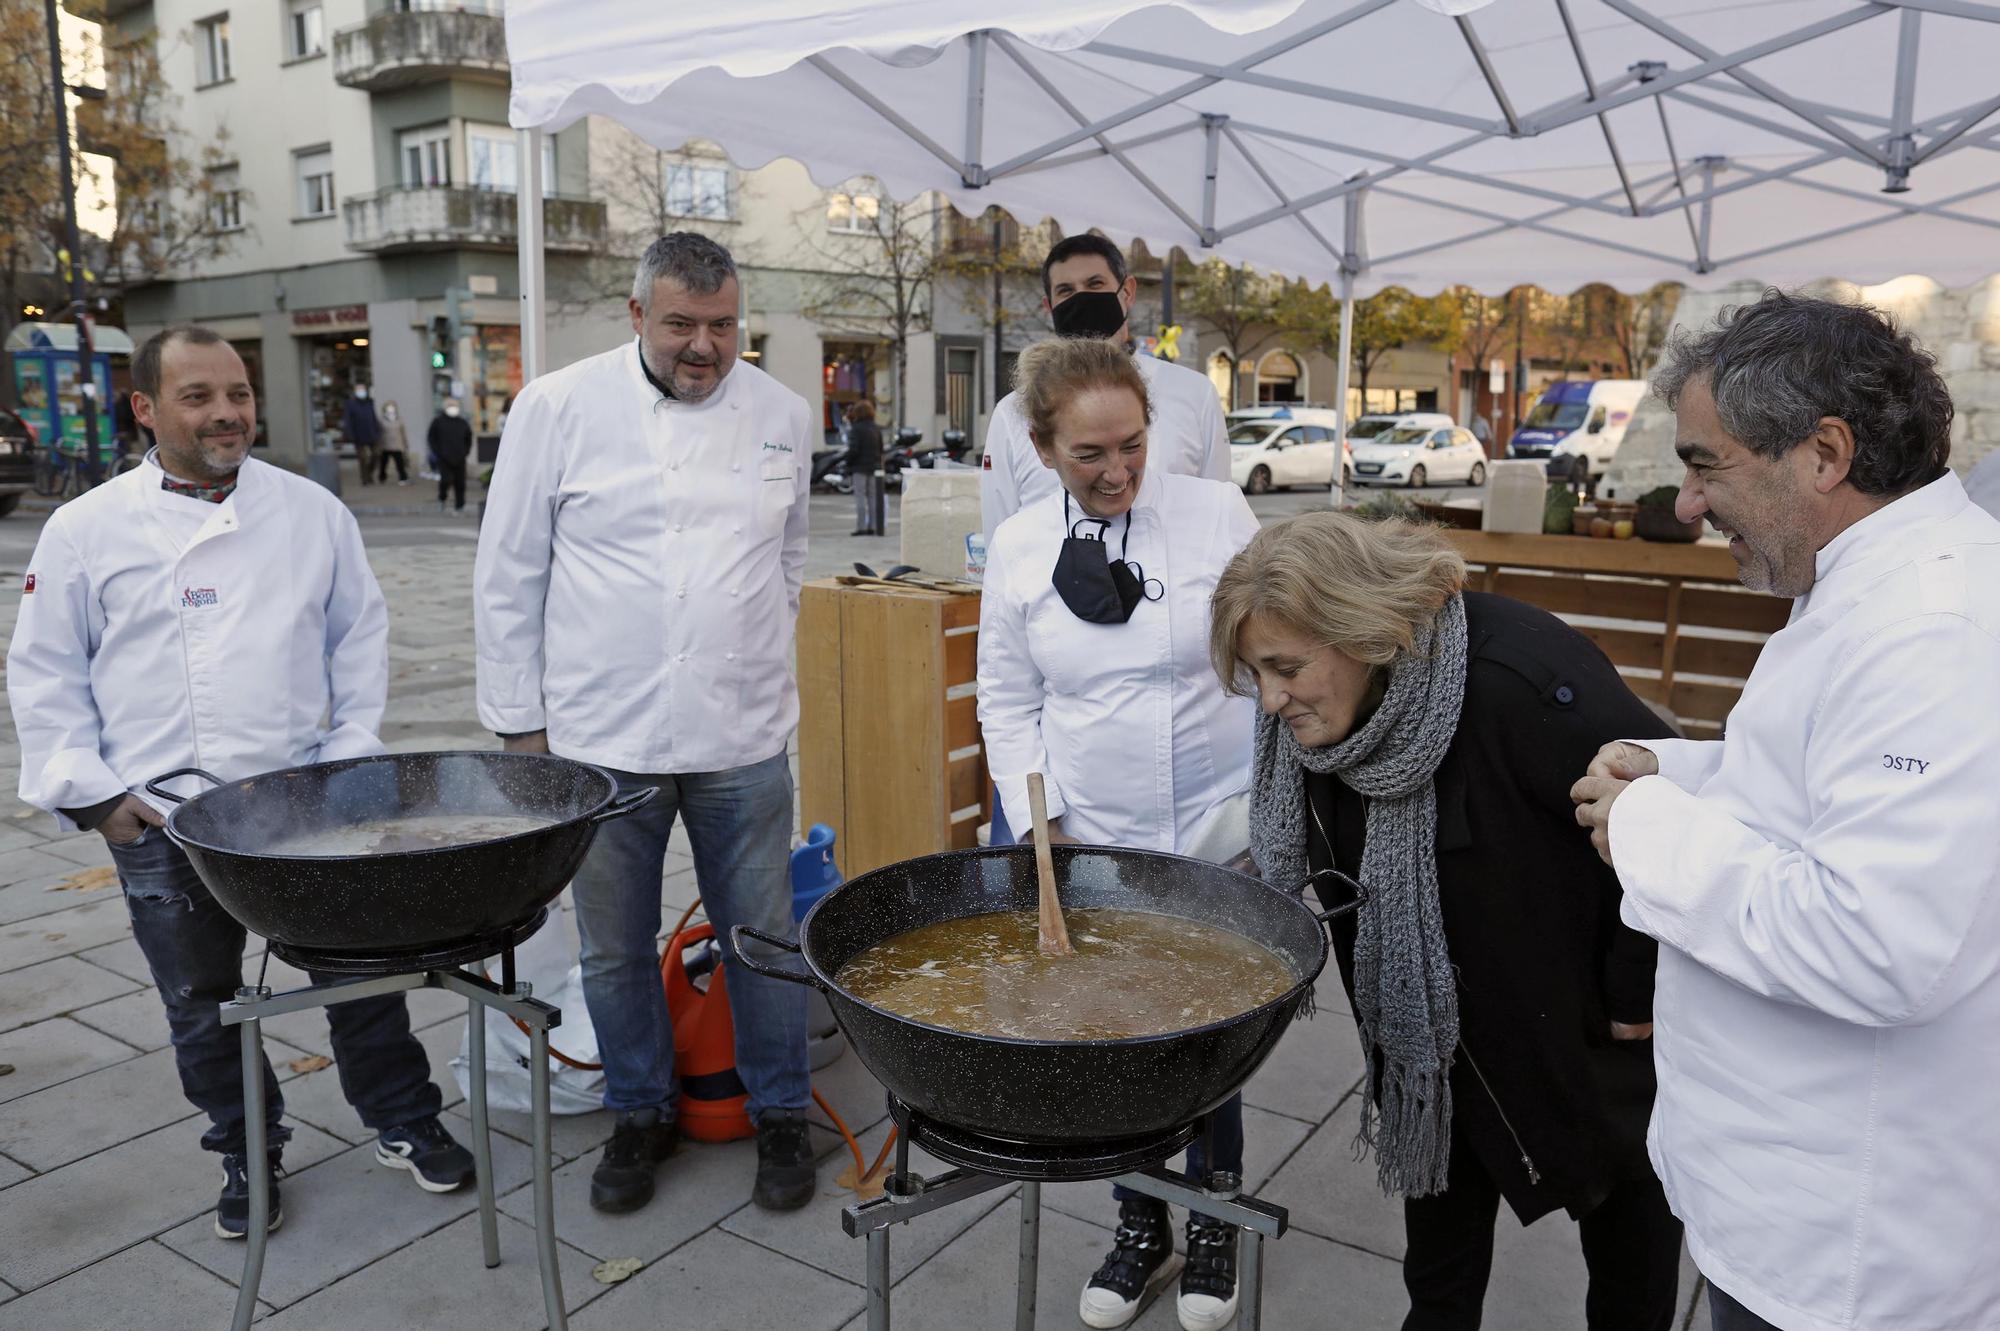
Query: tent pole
1330,180,1364,509
518,128,548,383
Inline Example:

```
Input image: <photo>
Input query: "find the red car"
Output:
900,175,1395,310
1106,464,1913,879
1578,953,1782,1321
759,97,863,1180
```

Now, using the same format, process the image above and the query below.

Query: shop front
292,304,372,454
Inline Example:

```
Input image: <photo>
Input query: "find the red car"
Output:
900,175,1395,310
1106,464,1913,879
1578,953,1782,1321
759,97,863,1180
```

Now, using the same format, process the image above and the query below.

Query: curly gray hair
632,232,737,310
1651,288,1952,497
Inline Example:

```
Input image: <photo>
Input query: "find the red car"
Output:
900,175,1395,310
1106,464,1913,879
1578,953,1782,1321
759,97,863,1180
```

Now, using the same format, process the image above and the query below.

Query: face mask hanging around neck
1050,494,1162,624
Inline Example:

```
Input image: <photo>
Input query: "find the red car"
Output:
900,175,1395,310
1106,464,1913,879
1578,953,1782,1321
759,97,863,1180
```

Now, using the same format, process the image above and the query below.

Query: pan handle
588,786,659,824
143,768,226,806
729,925,823,990
1297,868,1369,926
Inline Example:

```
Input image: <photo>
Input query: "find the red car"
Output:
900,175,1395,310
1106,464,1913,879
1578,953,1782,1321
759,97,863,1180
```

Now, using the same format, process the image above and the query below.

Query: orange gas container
660,921,755,1143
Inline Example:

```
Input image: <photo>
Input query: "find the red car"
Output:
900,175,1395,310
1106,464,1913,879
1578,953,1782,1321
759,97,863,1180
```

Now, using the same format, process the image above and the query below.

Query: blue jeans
570,753,809,1120
1111,1093,1244,1223
1708,1282,1782,1331
107,827,441,1157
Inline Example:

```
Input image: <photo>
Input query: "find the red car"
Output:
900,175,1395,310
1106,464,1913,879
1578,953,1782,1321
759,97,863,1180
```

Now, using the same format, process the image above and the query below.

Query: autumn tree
1173,257,1287,406
1610,282,1682,378
1349,289,1459,403
1,4,242,333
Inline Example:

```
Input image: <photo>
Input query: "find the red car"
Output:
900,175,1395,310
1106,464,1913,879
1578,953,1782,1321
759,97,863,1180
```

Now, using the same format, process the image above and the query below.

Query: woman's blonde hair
1209,512,1466,692
1012,338,1152,446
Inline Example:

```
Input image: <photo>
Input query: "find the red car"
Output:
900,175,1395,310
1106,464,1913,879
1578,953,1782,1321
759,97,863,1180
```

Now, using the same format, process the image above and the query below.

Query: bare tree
1174,257,1286,407
791,182,939,430
1610,282,1683,379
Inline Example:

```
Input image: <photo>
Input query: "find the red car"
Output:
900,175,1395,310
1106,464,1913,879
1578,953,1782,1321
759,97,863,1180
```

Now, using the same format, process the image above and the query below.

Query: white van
1227,407,1349,493
1505,380,1647,484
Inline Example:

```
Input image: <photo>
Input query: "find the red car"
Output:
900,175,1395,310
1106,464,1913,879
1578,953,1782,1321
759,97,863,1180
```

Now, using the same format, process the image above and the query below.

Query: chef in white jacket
473,233,816,1220
1570,291,2000,1331
980,232,1229,553
977,336,1259,1331
9,325,470,1240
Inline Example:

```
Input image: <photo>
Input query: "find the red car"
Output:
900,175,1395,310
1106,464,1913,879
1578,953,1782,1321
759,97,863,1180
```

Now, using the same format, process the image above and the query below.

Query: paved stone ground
0,464,1704,1329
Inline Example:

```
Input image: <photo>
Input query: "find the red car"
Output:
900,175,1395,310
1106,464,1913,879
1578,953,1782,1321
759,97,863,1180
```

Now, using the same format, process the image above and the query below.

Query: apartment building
102,0,1084,469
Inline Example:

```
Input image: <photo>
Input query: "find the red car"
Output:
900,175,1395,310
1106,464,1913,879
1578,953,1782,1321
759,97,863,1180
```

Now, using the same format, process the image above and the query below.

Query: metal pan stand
218,962,567,1331
841,1132,1288,1330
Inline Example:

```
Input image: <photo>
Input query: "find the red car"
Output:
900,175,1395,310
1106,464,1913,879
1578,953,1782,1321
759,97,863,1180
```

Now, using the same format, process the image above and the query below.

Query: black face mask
1052,494,1162,624
1049,289,1129,340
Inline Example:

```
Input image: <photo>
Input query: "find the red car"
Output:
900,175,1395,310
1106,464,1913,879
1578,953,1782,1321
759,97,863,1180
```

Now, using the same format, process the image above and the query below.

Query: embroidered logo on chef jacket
761,440,794,453
21,573,33,594
181,586,219,609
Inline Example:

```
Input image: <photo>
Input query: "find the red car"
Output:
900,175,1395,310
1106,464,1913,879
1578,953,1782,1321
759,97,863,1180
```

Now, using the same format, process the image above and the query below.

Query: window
826,190,880,234
664,163,731,220
287,0,324,59
400,125,451,187
295,148,335,219
1278,428,1306,447
208,164,243,231
196,14,230,85
467,124,554,194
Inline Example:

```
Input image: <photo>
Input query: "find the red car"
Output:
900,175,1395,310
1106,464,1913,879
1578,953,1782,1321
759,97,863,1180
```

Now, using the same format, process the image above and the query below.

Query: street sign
1488,359,1503,394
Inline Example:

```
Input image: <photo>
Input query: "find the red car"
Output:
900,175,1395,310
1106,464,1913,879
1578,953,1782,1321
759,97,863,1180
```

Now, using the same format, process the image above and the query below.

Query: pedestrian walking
1571,290,2000,1331
376,400,411,484
845,399,884,535
8,325,474,1241
428,396,472,513
342,383,381,486
474,232,816,1218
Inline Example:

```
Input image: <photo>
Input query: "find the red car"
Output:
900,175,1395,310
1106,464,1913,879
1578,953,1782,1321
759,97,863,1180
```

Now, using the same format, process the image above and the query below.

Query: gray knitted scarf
1248,593,1469,1198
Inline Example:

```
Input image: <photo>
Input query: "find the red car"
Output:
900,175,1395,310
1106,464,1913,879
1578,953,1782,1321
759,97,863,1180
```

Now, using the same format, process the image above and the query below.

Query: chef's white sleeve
474,386,560,735
1612,613,2000,1027
976,525,1066,834
1621,735,1726,792
8,515,125,827
980,401,1025,551
1197,382,1232,483
316,507,389,762
782,398,811,621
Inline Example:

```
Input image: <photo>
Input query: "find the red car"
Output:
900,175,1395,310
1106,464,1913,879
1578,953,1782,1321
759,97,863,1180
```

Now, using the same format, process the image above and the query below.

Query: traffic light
429,315,451,370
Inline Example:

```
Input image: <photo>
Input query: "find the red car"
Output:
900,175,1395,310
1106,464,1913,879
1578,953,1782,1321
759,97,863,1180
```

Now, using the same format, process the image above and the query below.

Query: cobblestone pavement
0,467,1698,1329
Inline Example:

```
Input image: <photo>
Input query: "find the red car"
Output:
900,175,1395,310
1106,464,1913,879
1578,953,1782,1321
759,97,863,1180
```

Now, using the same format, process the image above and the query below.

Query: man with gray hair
474,232,816,1216
1570,290,2000,1331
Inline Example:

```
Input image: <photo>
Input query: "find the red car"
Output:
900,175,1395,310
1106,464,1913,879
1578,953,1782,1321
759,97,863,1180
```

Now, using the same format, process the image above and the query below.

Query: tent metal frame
514,0,2000,492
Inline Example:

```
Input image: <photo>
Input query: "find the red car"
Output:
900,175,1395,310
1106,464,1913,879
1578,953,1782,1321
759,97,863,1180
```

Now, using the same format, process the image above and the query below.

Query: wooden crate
1442,531,1790,739
797,579,991,879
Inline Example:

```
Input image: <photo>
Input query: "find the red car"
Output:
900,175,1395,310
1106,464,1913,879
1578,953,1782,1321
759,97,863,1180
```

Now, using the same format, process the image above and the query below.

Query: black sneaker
1177,1214,1240,1330
375,1116,476,1193
751,1108,816,1211
589,1107,680,1213
1080,1197,1181,1328
214,1152,284,1240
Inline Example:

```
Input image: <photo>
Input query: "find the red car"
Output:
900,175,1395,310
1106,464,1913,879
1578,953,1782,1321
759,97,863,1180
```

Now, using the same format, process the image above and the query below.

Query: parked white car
1228,409,1350,493
1350,424,1488,488
1344,411,1455,443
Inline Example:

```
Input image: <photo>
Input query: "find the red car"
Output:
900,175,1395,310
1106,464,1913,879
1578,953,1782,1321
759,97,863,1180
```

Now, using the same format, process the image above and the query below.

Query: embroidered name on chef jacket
761,440,793,453
1882,754,1932,774
181,586,220,609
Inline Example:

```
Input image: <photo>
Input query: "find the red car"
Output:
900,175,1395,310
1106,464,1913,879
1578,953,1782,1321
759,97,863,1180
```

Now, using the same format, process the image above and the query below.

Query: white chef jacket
474,343,811,774
10,455,388,827
1609,472,2000,1331
980,352,1229,549
978,470,1259,851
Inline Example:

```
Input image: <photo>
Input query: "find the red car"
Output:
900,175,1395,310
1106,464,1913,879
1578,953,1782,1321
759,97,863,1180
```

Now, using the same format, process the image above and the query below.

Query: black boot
1177,1214,1240,1330
1080,1196,1180,1328
752,1108,816,1211
589,1107,680,1213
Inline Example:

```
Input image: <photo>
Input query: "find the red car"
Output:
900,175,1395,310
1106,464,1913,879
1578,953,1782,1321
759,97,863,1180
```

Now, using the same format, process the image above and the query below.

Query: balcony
342,186,607,255
331,10,507,93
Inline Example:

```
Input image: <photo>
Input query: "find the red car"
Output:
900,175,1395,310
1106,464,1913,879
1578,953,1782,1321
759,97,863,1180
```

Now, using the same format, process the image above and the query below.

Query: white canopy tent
501,0,2000,428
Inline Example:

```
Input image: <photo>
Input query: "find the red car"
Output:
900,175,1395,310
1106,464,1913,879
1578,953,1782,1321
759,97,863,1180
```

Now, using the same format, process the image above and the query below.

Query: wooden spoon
1025,773,1075,956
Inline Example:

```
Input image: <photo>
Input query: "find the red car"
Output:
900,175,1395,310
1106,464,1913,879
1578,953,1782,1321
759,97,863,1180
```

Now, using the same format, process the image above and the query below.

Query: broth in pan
835,908,1293,1040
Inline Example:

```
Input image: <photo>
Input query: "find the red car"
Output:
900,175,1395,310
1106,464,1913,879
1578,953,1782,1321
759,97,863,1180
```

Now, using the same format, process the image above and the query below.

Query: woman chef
976,337,1260,1331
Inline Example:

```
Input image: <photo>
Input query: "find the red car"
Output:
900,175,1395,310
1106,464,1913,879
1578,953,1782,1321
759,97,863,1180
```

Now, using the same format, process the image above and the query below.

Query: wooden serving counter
797,579,990,879
1442,531,1788,739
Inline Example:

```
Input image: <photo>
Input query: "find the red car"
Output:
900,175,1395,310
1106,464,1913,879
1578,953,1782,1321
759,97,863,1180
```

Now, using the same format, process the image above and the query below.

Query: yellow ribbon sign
1156,323,1183,362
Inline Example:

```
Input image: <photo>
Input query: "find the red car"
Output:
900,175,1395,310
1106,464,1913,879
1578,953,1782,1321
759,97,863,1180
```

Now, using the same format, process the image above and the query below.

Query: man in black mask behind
980,234,1230,554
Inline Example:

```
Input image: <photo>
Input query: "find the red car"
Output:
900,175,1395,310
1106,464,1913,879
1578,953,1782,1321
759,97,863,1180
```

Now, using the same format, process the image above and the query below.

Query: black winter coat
1306,591,1673,1224
428,413,474,466
846,420,883,471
